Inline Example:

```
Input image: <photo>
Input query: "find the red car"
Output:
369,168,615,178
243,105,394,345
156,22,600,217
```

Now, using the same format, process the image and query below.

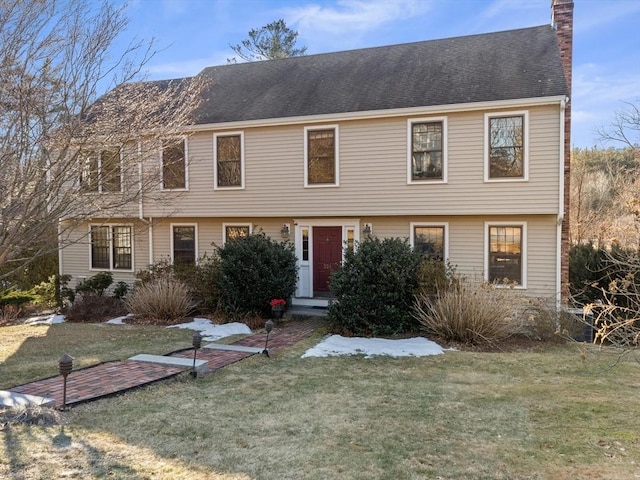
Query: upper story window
162,138,187,190
486,223,526,287
408,118,447,183
172,224,196,266
305,126,339,187
223,223,252,243
411,223,447,262
485,111,528,181
214,132,244,189
90,225,132,270
80,148,122,193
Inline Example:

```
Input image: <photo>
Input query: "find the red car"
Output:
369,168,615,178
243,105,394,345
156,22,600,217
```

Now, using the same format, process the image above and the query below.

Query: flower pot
272,308,284,320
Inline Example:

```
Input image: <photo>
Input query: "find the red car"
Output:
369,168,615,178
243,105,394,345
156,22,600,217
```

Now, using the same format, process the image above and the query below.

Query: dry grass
125,276,198,321
1,324,639,479
0,323,192,389
414,280,519,345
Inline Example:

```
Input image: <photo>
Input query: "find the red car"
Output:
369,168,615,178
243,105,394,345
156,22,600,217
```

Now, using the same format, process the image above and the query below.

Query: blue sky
118,0,640,148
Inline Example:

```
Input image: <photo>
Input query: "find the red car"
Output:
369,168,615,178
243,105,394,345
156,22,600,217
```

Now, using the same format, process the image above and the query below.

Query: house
59,1,574,307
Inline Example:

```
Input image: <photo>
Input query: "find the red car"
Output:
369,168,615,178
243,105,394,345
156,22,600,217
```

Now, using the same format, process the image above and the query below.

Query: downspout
135,139,154,265
556,97,567,309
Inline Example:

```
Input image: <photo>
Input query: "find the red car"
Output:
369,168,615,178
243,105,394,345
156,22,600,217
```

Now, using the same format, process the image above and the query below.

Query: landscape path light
191,331,202,378
58,354,73,411
262,319,274,357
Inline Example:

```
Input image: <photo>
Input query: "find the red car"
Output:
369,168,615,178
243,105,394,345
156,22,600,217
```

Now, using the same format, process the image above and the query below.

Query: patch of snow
167,318,252,341
301,335,445,359
105,314,134,325
24,314,66,325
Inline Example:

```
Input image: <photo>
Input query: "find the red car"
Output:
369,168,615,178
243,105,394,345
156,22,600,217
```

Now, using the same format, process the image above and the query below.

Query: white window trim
213,131,245,190
304,125,340,188
484,221,527,289
222,223,253,244
170,223,198,265
409,222,449,262
161,137,189,191
407,117,448,184
484,110,529,183
88,223,134,272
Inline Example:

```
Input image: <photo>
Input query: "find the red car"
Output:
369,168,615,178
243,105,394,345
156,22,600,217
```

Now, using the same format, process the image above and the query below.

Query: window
172,225,196,265
408,118,446,182
486,224,526,286
223,224,251,243
162,139,187,189
411,223,447,262
305,126,338,186
485,112,528,180
80,149,122,193
90,225,132,270
214,133,243,188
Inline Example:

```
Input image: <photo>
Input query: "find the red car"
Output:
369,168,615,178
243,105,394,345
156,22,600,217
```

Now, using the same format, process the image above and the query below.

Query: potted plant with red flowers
270,298,286,320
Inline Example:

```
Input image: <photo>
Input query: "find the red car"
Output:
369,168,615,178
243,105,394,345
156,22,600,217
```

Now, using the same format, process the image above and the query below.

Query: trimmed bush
328,237,423,336
125,275,196,322
413,279,518,345
217,232,297,317
76,272,113,296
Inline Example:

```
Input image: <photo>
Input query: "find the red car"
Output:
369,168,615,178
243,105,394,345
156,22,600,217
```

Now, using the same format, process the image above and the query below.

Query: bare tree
228,19,307,63
0,0,206,282
597,99,640,157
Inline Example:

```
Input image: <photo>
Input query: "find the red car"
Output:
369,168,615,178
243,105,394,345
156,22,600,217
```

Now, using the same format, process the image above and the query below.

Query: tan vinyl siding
142,104,561,218
60,219,149,289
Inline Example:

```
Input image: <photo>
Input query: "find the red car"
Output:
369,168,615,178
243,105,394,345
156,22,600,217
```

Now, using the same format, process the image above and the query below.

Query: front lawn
1,323,639,479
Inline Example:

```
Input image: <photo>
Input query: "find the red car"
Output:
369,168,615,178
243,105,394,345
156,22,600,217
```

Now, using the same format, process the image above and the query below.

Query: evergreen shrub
216,232,297,317
328,237,422,336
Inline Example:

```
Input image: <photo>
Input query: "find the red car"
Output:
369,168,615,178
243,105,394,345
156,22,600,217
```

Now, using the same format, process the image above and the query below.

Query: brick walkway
8,317,324,408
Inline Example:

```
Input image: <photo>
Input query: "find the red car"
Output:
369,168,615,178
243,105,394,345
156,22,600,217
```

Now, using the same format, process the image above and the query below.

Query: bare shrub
0,304,21,325
65,294,127,322
413,279,519,345
126,276,197,323
520,298,586,342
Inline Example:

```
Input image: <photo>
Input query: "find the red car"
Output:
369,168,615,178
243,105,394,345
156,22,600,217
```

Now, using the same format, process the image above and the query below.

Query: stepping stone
0,390,55,408
129,354,208,372
203,344,263,354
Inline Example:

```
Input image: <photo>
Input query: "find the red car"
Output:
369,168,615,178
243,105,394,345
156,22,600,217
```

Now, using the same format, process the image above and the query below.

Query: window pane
163,140,186,189
488,226,522,284
414,226,444,261
302,228,309,261
112,226,132,270
91,226,110,269
225,226,250,241
489,116,523,178
412,122,443,180
101,149,122,192
217,135,241,187
80,153,99,192
308,129,335,184
173,226,195,265
346,228,355,253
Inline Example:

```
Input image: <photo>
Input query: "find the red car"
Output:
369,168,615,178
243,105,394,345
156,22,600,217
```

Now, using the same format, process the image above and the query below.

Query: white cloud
285,0,432,35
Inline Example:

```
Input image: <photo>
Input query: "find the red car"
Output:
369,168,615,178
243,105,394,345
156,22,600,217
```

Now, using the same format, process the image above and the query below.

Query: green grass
1,323,639,479
0,323,192,388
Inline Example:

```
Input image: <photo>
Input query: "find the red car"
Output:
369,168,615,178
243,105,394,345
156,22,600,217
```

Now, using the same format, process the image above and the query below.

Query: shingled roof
193,25,568,125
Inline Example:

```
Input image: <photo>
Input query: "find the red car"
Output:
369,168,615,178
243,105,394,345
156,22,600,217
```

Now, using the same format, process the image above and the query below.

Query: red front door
313,226,343,294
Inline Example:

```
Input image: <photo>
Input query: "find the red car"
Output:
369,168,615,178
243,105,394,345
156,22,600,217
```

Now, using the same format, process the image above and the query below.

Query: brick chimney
551,0,574,304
